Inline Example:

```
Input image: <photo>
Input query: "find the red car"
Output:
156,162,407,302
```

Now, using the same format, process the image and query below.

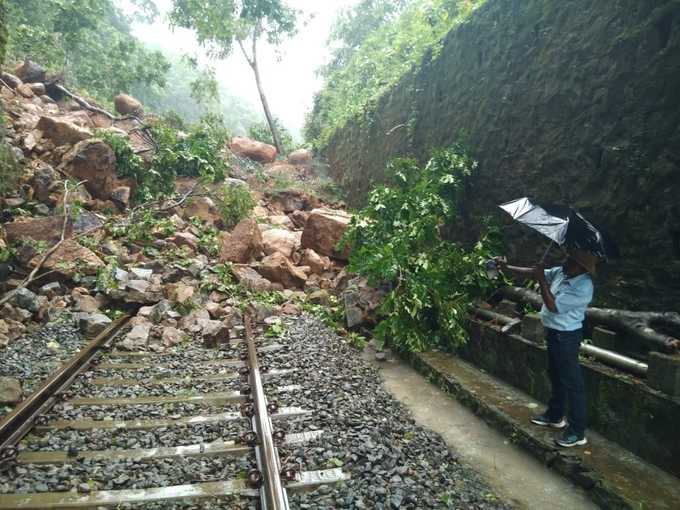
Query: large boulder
262,229,300,259
258,252,307,289
219,219,264,263
301,208,352,260
37,116,92,147
4,215,72,246
32,240,104,277
230,137,277,163
343,277,387,329
14,60,46,83
288,149,313,165
114,94,144,116
60,139,117,199
79,313,112,337
301,249,332,275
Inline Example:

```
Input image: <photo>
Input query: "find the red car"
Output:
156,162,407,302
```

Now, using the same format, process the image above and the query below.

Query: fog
124,0,359,140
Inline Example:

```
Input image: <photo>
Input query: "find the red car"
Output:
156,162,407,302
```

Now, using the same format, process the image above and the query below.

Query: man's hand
532,263,546,281
493,256,508,271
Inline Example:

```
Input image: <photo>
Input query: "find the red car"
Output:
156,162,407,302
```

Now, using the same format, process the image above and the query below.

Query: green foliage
0,0,7,65
110,209,175,245
265,319,286,338
217,184,256,230
190,217,220,257
247,118,294,155
96,255,120,291
5,0,169,105
341,147,500,352
0,111,20,199
97,130,174,203
150,116,230,184
305,0,486,149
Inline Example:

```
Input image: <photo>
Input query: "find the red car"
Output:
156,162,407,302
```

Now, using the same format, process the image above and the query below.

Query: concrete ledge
405,350,680,510
461,320,680,476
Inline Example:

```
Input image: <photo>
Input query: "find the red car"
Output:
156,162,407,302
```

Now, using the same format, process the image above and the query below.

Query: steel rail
0,315,131,453
244,314,289,510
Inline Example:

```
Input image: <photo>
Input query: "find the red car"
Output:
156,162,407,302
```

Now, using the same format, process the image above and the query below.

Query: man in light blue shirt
498,249,598,447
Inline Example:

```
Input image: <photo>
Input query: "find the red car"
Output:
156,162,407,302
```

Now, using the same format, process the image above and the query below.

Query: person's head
562,249,599,277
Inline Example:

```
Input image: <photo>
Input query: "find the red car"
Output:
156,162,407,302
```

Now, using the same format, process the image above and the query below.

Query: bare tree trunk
498,286,680,353
239,35,283,156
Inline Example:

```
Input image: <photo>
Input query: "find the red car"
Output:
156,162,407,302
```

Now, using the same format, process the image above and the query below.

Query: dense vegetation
305,0,486,149
341,147,500,352
4,0,169,105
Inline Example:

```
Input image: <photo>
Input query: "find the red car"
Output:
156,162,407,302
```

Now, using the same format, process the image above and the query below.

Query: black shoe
555,430,587,448
530,413,568,429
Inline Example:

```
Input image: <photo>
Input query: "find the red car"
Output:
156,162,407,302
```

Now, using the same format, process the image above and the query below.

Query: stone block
647,352,680,397
592,327,617,351
521,313,544,343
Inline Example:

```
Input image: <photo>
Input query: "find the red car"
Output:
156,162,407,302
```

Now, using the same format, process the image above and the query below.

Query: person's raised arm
533,263,557,312
495,258,558,312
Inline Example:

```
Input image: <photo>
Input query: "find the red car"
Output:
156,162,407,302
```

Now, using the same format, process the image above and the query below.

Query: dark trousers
545,328,587,436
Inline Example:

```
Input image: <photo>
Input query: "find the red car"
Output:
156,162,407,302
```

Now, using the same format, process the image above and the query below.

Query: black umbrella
499,197,619,261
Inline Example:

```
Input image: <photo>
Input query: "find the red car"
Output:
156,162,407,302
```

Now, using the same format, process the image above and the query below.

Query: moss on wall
323,0,680,311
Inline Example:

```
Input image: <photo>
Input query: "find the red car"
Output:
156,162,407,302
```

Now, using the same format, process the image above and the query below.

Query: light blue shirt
540,267,593,331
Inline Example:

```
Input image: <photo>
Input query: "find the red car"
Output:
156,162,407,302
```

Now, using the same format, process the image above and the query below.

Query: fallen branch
54,84,141,123
499,286,680,353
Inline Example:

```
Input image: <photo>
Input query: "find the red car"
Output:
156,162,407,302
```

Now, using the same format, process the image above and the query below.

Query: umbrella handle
540,241,554,263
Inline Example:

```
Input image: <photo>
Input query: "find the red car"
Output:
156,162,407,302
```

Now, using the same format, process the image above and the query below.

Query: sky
124,0,359,140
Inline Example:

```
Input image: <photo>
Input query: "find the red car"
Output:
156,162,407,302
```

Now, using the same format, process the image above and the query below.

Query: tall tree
169,0,298,155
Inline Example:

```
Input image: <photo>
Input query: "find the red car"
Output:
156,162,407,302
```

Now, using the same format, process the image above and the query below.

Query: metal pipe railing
469,307,648,376
244,314,289,510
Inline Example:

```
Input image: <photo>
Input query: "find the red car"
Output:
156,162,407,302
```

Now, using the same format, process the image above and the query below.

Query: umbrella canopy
499,197,619,260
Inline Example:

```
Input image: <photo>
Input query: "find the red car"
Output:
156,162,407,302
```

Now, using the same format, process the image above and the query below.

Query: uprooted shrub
340,146,502,352
217,183,255,230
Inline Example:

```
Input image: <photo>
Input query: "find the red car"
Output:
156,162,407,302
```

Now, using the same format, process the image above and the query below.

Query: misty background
123,0,359,141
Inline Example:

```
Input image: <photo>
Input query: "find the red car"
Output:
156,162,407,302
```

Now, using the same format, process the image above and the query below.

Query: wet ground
366,350,598,510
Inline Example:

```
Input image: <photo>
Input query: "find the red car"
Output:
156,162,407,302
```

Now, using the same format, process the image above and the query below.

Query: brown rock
4,215,72,245
258,252,307,289
269,190,318,213
199,319,230,348
60,139,116,199
16,83,34,98
301,249,332,274
29,83,46,96
37,116,92,146
182,196,221,225
162,326,184,347
165,282,195,304
230,137,277,163
288,149,313,165
168,232,199,252
290,210,309,228
73,294,100,313
231,265,274,292
1,72,21,89
32,240,104,277
262,229,299,258
301,208,352,260
219,219,264,263
114,94,144,116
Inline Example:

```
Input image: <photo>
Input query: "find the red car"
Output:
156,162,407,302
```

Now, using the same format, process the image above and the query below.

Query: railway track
0,311,347,509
